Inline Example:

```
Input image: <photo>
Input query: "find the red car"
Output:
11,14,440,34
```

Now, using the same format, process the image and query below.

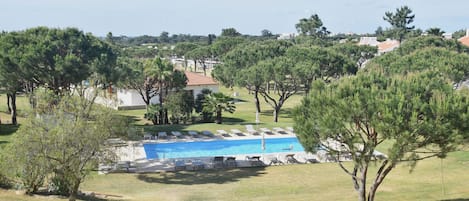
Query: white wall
117,89,160,107
186,85,219,98
116,85,219,108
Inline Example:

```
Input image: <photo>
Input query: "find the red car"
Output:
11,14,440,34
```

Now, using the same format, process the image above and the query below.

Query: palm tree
202,92,236,124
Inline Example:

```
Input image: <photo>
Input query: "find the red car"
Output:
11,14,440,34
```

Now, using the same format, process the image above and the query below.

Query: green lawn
117,86,301,137
1,88,468,201
2,151,464,201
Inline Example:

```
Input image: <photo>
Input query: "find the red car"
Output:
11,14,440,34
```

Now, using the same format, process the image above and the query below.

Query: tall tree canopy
21,27,117,95
295,14,330,38
293,69,469,201
213,40,292,113
383,5,415,42
220,28,242,37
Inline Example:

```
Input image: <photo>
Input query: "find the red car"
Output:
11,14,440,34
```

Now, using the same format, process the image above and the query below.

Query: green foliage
452,29,467,39
293,69,469,201
202,92,236,124
3,92,119,200
383,5,415,42
295,14,330,37
22,27,117,94
220,28,241,37
369,36,469,85
426,27,445,36
165,91,194,124
144,104,163,125
194,88,213,122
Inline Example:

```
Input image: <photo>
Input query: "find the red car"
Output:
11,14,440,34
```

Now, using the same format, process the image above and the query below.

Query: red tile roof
458,36,469,47
185,71,218,86
378,40,400,53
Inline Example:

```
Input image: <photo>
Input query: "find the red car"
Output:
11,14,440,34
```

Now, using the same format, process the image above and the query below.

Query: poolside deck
103,131,357,173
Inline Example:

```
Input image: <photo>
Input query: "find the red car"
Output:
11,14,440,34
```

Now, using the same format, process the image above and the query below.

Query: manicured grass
76,151,467,201
120,86,302,137
1,151,468,200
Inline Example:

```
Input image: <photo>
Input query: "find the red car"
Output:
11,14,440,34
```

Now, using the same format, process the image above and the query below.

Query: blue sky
1,0,468,36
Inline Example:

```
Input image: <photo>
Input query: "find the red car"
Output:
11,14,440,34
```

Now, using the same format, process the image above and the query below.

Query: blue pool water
143,137,305,159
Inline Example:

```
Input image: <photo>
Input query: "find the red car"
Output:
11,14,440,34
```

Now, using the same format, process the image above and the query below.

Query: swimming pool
143,137,305,159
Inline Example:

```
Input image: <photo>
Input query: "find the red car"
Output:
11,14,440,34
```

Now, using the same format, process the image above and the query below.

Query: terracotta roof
378,40,400,53
458,36,469,47
185,71,218,86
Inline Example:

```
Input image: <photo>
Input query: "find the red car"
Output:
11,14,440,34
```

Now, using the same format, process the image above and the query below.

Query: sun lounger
273,127,289,135
190,160,205,170
305,158,319,164
268,156,284,166
143,133,153,140
260,128,275,135
174,160,186,171
230,129,246,136
245,125,260,135
212,156,225,168
157,132,167,139
285,154,301,164
217,130,232,137
187,131,199,138
286,126,294,133
225,156,237,168
201,130,214,137
171,131,182,137
246,156,264,167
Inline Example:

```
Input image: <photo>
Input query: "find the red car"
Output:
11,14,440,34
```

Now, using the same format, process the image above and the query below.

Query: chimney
467,29,469,37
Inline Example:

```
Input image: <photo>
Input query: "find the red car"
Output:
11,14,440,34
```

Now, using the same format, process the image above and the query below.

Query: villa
94,71,219,110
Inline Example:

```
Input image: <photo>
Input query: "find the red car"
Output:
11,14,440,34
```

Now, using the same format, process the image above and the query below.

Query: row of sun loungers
143,126,295,140
171,153,318,171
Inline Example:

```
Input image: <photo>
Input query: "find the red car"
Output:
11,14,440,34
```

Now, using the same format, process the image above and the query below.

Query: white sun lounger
171,131,182,137
286,126,294,133
217,130,232,137
260,128,274,135
187,131,199,137
143,133,153,140
158,132,167,139
273,127,289,135
245,125,259,135
201,130,214,136
230,129,246,136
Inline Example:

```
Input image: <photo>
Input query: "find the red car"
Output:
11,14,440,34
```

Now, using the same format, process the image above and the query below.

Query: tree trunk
216,109,222,124
6,94,12,113
203,63,207,76
68,180,80,201
193,60,197,72
273,106,280,122
357,166,368,201
158,86,165,125
10,93,17,125
254,90,261,113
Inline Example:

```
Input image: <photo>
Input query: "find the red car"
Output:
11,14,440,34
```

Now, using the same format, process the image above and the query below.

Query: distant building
96,71,219,110
277,33,296,40
358,37,399,55
377,39,400,55
358,37,379,46
458,29,469,47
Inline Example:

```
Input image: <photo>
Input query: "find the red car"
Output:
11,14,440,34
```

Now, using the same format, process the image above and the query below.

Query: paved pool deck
105,132,328,173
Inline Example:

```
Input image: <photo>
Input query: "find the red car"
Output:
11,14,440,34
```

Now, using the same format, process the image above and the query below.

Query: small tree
202,92,236,124
5,91,120,201
195,88,213,122
383,5,415,42
165,91,194,124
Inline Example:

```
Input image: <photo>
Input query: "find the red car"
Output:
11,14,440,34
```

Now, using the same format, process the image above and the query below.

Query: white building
114,71,219,110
